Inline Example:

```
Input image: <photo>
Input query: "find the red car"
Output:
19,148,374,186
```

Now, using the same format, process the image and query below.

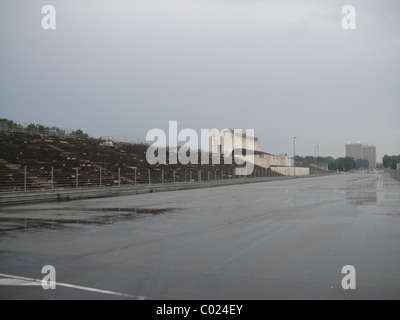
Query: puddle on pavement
0,207,177,234
384,194,400,200
93,208,172,214
346,192,377,206
385,212,400,216
373,212,400,217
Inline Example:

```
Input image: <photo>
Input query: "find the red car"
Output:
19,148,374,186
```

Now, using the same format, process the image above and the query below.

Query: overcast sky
0,0,399,160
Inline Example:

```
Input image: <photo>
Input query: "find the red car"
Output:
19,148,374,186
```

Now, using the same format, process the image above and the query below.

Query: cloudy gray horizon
0,0,399,161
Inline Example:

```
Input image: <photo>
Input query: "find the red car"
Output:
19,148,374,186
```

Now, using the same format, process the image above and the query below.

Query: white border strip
0,273,146,300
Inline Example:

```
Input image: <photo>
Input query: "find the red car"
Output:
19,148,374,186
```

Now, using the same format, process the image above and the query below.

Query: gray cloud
0,0,399,160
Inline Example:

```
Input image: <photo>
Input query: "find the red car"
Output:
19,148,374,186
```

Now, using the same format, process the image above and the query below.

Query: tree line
295,155,373,171
0,118,90,139
296,154,399,171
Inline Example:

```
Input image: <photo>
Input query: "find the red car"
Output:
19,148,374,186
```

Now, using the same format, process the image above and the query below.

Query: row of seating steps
0,131,279,191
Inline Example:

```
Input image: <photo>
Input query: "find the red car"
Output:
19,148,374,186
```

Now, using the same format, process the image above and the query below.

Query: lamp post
315,145,317,166
315,144,318,174
293,136,297,176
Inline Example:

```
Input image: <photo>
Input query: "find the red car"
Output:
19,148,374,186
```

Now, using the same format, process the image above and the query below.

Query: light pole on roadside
315,144,319,174
293,136,297,176
315,145,317,166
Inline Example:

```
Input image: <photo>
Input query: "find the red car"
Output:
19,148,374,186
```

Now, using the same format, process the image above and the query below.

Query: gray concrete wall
271,166,310,176
310,163,329,171
235,153,294,170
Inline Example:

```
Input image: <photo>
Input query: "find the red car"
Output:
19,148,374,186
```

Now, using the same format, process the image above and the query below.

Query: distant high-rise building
362,145,376,169
345,142,376,169
346,142,363,161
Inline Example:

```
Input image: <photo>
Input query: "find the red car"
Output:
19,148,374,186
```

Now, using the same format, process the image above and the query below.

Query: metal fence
0,174,300,205
0,166,294,205
0,165,281,192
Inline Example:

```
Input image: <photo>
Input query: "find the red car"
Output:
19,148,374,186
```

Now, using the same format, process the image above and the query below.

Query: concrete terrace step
0,131,265,191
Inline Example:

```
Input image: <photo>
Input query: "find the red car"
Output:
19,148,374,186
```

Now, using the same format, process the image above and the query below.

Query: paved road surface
0,173,399,299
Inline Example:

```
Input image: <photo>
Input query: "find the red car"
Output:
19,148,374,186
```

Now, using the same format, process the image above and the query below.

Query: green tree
383,155,400,169
71,129,89,139
327,158,338,171
0,118,24,131
26,123,37,133
337,157,356,172
355,158,369,170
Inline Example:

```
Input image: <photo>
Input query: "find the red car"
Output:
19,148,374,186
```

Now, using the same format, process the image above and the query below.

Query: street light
315,144,319,174
293,136,297,176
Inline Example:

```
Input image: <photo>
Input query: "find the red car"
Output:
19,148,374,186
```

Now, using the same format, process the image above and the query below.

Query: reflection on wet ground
339,175,400,206
384,212,400,216
344,174,400,206
344,174,381,206
0,207,177,234
346,192,378,206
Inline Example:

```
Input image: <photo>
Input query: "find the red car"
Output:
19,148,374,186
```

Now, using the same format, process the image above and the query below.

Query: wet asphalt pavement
0,173,399,300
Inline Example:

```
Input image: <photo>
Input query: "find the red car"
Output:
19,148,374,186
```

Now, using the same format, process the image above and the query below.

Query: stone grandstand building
210,129,309,176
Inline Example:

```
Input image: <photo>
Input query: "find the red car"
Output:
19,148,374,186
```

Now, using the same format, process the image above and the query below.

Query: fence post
173,170,176,183
76,168,79,189
162,169,164,184
190,171,192,182
24,166,27,192
208,171,210,182
51,166,54,190
148,169,151,185
134,168,137,186
118,168,121,187
100,168,102,187
198,170,201,183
